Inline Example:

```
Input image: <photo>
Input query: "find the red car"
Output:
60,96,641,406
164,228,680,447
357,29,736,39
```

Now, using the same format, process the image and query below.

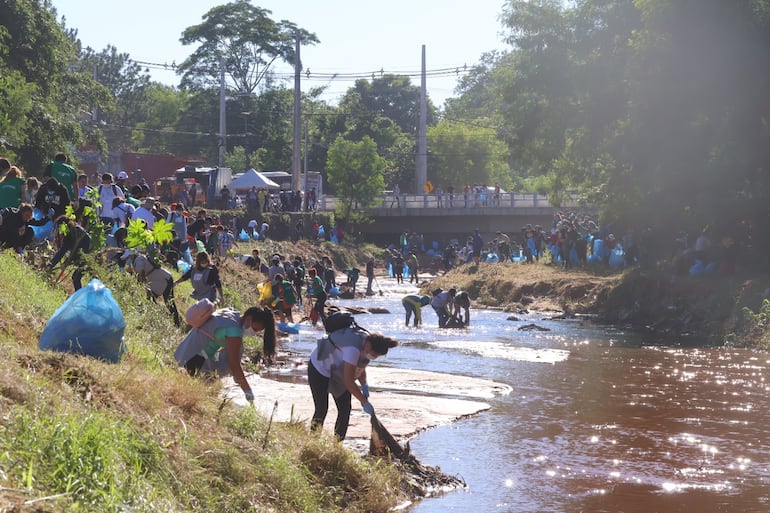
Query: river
284,280,770,513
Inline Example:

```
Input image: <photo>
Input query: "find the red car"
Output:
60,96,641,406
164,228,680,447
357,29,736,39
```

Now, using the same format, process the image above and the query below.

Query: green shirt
0,177,24,208
203,325,243,359
50,161,78,202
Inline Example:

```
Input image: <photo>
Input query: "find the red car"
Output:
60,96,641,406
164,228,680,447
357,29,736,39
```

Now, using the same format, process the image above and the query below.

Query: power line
127,58,472,82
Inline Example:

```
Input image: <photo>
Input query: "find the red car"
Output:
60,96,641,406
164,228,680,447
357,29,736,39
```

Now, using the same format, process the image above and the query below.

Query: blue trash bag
689,259,706,276
317,225,325,238
485,253,500,263
31,208,53,241
388,263,393,278
329,286,340,298
277,322,300,334
177,259,191,274
403,264,410,278
569,247,580,265
239,228,250,241
330,234,339,244
593,239,608,260
183,247,193,265
38,279,126,363
609,248,625,269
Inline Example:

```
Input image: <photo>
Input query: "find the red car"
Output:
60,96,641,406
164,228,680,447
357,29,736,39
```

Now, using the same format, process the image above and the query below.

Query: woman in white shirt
112,197,135,228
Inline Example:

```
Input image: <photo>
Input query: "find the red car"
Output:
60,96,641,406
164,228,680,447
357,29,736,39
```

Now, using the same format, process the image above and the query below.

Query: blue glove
362,402,375,416
361,384,370,399
244,390,254,402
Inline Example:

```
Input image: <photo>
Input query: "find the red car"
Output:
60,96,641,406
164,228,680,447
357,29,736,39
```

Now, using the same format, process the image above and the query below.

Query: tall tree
0,0,109,172
79,45,151,151
178,0,319,95
427,119,511,192
340,75,437,136
326,136,386,226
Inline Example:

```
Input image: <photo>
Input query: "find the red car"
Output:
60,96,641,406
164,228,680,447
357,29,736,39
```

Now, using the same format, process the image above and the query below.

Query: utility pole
416,45,428,191
218,55,226,168
292,33,302,192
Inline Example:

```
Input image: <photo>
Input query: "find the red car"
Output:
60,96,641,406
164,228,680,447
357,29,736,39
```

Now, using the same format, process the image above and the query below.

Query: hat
117,171,128,180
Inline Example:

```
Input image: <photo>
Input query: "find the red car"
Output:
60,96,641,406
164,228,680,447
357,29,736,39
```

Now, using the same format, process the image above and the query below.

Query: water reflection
280,284,770,513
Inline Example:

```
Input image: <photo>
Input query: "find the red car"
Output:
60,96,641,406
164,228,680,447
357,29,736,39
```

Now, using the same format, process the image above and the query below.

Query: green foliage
0,0,109,172
178,0,319,95
734,299,770,350
426,119,511,190
326,136,386,225
448,0,770,262
124,218,174,268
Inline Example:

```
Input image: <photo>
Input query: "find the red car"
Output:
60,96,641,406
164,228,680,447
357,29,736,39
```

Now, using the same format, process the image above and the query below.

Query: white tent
227,168,280,190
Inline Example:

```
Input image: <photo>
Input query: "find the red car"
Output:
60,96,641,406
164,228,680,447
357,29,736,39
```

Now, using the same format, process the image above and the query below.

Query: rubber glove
362,402,375,416
244,390,254,402
361,384,370,399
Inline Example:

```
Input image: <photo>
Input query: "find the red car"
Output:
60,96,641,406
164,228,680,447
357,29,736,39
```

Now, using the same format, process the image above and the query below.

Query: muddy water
286,284,770,512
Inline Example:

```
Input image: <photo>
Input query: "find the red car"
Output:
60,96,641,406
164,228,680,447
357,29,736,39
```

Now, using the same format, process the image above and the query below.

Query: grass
0,250,402,512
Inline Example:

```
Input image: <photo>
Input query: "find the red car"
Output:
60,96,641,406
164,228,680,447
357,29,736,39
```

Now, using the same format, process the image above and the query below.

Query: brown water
407,336,770,512
286,290,770,512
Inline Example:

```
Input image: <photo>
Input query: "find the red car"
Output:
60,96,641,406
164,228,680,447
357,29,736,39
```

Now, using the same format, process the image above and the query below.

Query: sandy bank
223,366,511,442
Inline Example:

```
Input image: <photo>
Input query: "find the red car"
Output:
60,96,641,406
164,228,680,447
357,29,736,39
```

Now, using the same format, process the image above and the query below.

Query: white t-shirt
97,183,124,218
132,206,155,229
311,344,364,379
112,202,135,226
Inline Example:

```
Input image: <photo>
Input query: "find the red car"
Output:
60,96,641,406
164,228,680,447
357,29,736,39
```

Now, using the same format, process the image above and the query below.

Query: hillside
0,246,402,513
428,260,770,347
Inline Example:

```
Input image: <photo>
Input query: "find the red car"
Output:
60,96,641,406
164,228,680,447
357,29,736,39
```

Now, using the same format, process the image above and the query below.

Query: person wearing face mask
308,327,398,440
175,305,277,401
175,251,224,304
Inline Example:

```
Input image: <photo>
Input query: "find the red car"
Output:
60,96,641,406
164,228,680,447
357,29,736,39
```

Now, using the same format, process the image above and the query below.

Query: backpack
185,298,217,328
323,311,367,334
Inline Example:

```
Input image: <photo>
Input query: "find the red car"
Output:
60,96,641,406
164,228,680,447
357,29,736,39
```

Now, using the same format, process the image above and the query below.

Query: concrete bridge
316,192,590,243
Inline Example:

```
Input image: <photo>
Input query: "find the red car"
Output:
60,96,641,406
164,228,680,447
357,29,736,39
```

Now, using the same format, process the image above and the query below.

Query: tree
0,0,110,172
326,136,386,226
178,0,318,95
79,45,151,151
340,75,437,136
427,119,510,192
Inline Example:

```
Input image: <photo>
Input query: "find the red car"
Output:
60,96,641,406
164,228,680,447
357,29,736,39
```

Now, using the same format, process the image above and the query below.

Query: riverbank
426,260,770,347
224,367,511,447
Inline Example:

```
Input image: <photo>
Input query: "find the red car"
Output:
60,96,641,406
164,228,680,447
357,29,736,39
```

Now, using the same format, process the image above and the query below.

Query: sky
51,0,511,107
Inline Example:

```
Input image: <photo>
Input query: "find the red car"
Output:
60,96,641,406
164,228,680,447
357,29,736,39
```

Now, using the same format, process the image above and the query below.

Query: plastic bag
257,280,273,305
177,259,191,274
239,228,249,241
31,208,53,241
38,279,126,363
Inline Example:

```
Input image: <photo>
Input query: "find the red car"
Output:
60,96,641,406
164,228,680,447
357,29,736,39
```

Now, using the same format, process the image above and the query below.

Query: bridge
313,192,589,243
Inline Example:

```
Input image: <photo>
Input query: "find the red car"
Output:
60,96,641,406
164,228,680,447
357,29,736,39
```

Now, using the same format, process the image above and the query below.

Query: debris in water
370,415,465,498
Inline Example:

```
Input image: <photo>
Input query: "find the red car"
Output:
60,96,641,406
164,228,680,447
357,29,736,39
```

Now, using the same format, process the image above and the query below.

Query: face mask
365,352,379,361
243,326,257,337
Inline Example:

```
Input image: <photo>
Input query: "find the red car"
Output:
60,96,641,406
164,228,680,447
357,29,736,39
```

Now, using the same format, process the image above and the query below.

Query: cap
117,171,128,180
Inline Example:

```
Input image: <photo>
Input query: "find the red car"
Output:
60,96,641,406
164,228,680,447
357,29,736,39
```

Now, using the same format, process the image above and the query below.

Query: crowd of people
390,182,506,209
1,153,403,441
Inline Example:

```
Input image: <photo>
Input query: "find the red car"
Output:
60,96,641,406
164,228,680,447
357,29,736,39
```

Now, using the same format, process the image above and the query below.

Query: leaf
151,219,174,246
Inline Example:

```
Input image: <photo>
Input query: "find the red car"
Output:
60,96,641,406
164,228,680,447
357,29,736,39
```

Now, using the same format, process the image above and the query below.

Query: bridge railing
312,191,580,211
